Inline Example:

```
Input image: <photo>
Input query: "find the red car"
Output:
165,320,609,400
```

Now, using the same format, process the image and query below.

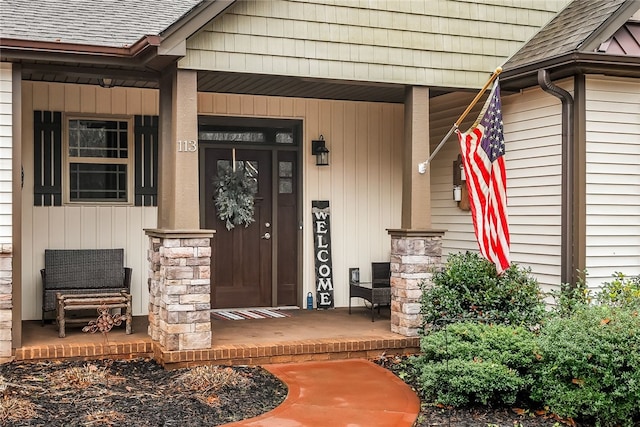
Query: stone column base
146,229,215,351
387,229,444,337
0,244,12,358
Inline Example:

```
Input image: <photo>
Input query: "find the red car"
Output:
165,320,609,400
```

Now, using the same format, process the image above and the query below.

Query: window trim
63,114,135,206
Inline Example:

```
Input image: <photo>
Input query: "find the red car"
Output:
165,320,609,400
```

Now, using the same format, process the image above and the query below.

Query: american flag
457,80,510,274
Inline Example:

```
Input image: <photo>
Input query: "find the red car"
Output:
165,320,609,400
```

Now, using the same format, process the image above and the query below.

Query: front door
203,148,272,308
199,119,301,309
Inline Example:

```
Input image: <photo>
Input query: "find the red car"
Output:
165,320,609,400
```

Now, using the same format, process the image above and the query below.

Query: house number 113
177,140,197,152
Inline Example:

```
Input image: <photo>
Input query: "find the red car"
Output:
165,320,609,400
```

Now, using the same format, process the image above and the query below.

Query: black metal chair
348,262,391,321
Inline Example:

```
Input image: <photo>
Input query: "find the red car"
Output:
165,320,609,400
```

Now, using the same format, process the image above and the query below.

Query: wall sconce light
453,154,470,210
311,135,329,166
453,154,465,202
453,185,462,202
99,78,115,88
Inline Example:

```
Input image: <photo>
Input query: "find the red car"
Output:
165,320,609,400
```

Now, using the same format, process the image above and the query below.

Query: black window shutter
134,115,159,206
33,111,62,206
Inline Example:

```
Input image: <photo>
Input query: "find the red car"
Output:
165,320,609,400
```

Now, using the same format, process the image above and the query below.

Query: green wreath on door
213,162,258,231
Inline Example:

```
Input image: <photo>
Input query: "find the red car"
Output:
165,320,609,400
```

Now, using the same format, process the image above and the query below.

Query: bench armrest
124,267,132,290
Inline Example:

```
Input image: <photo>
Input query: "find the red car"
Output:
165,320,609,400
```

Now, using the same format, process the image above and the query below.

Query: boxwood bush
417,322,537,407
420,358,526,407
530,305,640,426
420,252,545,328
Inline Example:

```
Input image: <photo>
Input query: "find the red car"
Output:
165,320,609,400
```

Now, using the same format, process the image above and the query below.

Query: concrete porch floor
13,307,420,368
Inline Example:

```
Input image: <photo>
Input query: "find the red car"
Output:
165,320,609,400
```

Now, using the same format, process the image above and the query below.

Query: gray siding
431,83,563,293
584,76,640,290
0,64,12,244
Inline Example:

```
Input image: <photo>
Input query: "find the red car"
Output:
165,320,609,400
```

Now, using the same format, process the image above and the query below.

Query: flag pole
418,66,502,174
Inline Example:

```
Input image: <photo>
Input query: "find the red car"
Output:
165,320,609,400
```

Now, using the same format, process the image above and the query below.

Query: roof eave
500,52,640,91
0,35,162,65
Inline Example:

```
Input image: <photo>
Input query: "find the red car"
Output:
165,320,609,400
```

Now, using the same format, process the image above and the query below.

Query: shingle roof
0,0,203,48
504,0,634,70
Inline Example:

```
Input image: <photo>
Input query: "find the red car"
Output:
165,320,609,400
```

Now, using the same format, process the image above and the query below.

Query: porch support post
388,86,444,337
158,66,200,230
387,229,444,337
148,67,214,351
402,86,431,230
146,229,214,351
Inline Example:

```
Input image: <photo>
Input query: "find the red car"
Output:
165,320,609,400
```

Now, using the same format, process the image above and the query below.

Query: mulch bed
2,356,588,426
0,358,287,426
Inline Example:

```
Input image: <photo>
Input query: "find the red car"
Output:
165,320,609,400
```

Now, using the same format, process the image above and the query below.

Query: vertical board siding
0,64,12,243
198,92,403,307
430,85,563,293
21,82,158,319
584,76,640,290
183,0,568,89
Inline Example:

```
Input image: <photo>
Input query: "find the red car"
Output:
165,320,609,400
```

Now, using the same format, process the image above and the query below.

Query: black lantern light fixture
311,135,329,166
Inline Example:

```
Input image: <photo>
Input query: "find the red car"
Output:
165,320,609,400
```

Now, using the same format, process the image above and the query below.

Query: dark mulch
0,358,287,426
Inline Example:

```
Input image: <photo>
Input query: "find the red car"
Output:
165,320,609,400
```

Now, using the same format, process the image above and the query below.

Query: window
66,118,132,203
33,111,158,207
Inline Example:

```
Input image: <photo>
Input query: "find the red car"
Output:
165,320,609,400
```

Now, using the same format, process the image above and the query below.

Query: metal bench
348,262,391,322
40,249,132,336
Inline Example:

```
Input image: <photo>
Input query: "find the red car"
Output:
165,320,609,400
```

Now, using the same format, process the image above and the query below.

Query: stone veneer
146,230,214,351
387,230,444,337
0,244,12,358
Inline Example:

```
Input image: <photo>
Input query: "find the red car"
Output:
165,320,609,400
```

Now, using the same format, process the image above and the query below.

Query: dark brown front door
203,148,273,308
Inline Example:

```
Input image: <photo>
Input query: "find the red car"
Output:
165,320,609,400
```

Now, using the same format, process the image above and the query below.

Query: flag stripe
457,80,510,274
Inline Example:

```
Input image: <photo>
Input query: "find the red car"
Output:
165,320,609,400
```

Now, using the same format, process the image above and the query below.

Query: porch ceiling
196,71,411,103
21,61,161,89
16,59,453,103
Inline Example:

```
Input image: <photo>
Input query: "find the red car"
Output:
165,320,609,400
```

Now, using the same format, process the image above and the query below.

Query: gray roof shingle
504,0,632,70
0,0,203,48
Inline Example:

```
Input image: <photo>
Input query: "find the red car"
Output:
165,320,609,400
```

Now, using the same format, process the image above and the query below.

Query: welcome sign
312,200,334,309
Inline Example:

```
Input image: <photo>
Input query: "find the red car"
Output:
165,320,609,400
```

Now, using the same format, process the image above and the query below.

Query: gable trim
580,0,640,52
158,0,237,57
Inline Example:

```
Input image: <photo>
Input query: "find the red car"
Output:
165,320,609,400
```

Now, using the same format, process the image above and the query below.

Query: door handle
261,232,271,240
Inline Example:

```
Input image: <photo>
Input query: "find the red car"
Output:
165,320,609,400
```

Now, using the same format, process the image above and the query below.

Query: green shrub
531,305,640,426
421,252,545,328
420,359,526,407
596,272,640,308
420,322,538,372
547,273,592,317
417,322,537,407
